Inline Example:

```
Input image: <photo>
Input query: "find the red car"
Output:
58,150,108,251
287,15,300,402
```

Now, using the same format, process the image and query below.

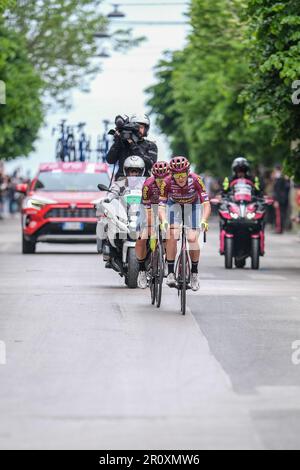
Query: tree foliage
243,0,300,182
0,0,15,14
0,0,143,160
147,0,290,176
0,23,44,160
5,0,142,106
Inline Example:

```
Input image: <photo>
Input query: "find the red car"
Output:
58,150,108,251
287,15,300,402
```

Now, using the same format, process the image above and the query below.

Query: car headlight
247,213,256,220
25,197,56,210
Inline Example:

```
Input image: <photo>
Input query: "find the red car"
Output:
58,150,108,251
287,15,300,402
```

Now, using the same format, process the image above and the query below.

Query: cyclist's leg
186,202,201,260
165,203,181,285
136,236,148,264
187,229,200,263
136,229,148,289
136,207,149,265
186,203,201,290
136,208,152,288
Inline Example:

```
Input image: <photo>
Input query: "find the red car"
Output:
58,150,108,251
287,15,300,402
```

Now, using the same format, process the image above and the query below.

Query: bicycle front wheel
150,253,157,305
156,242,164,309
180,248,187,316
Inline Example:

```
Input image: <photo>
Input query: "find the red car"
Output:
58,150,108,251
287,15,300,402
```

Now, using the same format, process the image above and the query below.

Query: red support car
17,162,110,253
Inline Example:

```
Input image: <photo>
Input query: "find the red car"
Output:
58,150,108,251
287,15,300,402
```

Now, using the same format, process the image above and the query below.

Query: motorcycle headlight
104,209,114,219
25,197,56,210
230,212,239,220
247,213,255,220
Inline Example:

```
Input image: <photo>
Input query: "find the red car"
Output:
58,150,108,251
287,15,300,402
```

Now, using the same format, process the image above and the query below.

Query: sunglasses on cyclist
173,172,188,180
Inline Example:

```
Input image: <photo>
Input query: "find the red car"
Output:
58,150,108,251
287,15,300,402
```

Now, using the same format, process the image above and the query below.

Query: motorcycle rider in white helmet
102,156,146,270
103,156,146,203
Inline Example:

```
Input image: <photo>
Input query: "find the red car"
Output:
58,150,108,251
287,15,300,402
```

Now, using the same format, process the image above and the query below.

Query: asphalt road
0,218,300,450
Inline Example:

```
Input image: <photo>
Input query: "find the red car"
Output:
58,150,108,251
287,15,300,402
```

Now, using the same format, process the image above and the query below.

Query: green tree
147,0,289,176
147,51,189,158
0,1,143,161
0,23,44,160
0,0,15,14
243,0,300,182
5,1,143,105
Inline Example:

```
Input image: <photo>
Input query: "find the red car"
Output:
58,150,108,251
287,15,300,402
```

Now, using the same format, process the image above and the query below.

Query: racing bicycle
149,225,165,309
175,212,207,316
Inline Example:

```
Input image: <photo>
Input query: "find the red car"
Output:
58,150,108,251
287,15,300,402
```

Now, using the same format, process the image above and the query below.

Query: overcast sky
6,0,190,176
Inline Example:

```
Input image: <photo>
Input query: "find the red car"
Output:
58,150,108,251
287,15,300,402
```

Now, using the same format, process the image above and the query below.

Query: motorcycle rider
223,157,262,197
107,114,158,180
103,156,146,203
102,156,145,269
136,161,170,289
159,156,211,292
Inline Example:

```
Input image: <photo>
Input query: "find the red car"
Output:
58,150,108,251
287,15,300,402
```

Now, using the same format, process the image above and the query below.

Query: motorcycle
95,177,145,288
212,180,273,270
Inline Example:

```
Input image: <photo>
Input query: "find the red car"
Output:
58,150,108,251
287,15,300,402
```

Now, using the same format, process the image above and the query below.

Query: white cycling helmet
130,114,150,136
123,155,145,177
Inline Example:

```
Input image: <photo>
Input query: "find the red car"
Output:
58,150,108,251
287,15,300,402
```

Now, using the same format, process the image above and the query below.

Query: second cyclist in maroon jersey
136,161,170,289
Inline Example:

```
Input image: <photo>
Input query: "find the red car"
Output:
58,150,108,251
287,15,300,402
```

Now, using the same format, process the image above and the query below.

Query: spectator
0,167,4,220
272,165,291,234
292,184,300,226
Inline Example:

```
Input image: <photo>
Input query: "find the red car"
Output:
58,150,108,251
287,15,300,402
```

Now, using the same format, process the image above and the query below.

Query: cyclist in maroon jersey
136,161,170,289
159,156,211,291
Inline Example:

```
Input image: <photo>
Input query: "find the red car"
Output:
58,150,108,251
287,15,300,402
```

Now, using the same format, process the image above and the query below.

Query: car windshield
33,172,110,192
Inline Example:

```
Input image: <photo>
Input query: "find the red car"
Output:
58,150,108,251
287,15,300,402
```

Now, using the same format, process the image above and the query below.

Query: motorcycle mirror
98,184,110,192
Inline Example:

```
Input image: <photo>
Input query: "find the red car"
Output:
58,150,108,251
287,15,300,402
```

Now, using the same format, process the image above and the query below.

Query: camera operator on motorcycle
159,157,211,292
107,114,158,180
223,157,262,198
102,156,145,269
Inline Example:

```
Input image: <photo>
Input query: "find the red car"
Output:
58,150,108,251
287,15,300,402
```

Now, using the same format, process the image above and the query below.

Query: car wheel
225,237,233,269
251,238,260,270
22,236,36,254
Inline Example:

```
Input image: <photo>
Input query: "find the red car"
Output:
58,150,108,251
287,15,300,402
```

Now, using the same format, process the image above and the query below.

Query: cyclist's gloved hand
149,236,157,252
160,220,169,232
201,220,209,232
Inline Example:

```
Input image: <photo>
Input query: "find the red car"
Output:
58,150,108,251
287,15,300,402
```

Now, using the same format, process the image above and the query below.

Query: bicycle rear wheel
156,242,164,308
180,248,187,316
150,252,157,305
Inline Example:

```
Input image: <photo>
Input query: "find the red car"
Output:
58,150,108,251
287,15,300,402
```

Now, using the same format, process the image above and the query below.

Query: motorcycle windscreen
124,177,146,205
126,177,146,191
233,180,253,202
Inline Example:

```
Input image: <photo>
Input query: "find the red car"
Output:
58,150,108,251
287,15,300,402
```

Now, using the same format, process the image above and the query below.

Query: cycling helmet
232,157,250,175
152,161,170,178
130,114,150,136
123,155,145,177
169,156,190,174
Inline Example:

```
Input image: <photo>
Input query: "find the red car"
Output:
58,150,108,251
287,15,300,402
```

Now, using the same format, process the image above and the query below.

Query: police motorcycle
95,157,146,288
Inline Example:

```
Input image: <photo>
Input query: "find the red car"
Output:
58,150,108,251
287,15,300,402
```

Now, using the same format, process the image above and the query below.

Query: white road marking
249,274,287,281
